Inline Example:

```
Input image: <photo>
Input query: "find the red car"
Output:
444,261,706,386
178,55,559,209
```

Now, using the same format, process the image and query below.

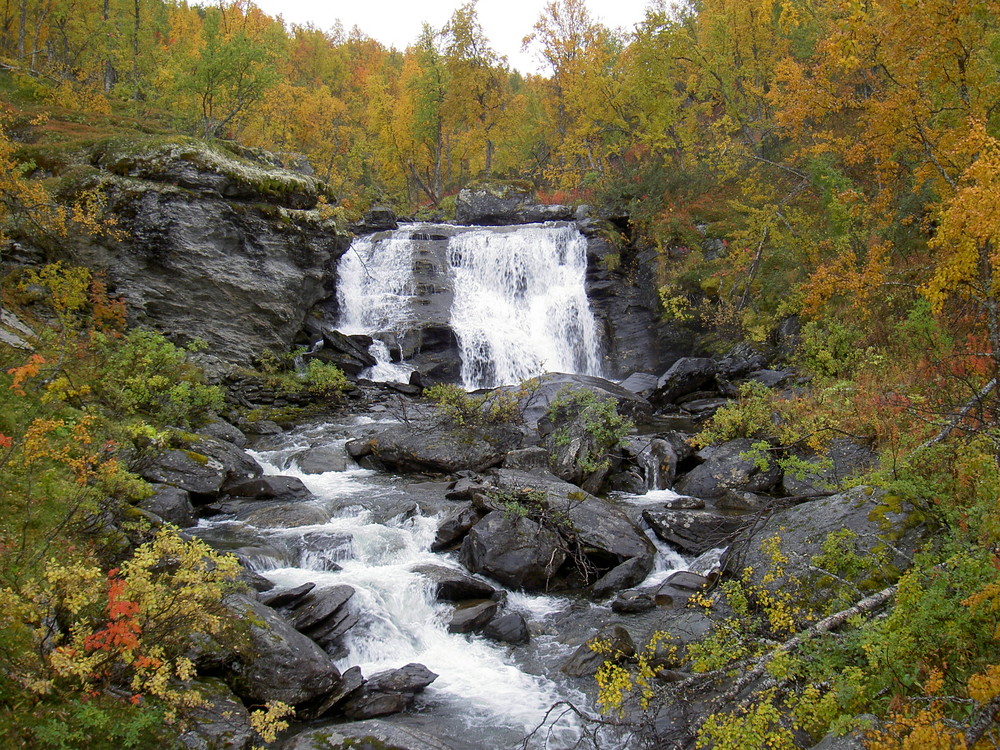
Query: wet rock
674,439,782,498
224,475,312,500
369,423,523,474
459,512,567,592
290,585,355,632
431,505,486,552
283,719,454,750
412,564,498,601
611,590,656,614
483,612,530,645
652,358,717,406
259,581,316,609
561,625,635,677
313,665,366,717
643,509,748,556
294,445,349,474
178,677,254,750
236,502,331,528
243,419,282,435
341,663,438,720
223,594,341,707
309,329,377,377
624,437,678,490
448,600,498,633
591,556,655,599
296,531,352,571
139,485,196,527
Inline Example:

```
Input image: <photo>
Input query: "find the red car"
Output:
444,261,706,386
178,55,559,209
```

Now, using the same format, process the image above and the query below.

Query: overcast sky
249,0,656,74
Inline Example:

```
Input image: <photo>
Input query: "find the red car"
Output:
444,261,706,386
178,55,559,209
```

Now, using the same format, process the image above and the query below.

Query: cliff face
50,137,350,371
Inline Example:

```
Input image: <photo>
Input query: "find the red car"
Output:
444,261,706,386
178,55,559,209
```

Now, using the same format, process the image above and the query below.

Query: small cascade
448,224,602,389
362,340,414,384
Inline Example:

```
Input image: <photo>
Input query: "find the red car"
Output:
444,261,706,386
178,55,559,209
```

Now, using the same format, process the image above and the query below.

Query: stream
192,413,709,749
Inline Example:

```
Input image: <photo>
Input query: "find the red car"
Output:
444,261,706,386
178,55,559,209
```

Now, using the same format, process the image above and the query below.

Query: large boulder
652,358,718,406
511,372,653,431
368,423,523,474
139,485,196,527
411,564,498,601
730,488,922,602
341,663,438,720
223,594,342,707
459,512,567,592
673,439,783,499
139,437,263,499
643,509,749,556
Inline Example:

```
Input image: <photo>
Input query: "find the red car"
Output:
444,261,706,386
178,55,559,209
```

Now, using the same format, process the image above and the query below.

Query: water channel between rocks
193,416,713,749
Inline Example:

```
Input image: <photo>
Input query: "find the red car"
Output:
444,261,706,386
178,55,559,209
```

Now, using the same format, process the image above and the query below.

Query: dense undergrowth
0,261,297,746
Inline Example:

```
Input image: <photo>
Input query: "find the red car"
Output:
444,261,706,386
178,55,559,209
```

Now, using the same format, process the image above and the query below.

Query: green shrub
425,383,522,426
545,387,633,474
694,380,775,448
90,330,224,428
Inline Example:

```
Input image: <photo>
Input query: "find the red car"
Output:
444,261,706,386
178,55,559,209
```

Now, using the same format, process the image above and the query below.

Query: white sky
249,0,656,74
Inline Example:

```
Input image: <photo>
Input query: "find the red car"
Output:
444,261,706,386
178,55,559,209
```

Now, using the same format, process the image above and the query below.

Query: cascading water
334,222,602,389
448,224,602,390
337,230,417,335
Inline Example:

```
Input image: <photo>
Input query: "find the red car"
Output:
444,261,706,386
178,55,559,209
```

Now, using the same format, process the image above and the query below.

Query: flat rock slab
643,509,748,556
283,719,455,750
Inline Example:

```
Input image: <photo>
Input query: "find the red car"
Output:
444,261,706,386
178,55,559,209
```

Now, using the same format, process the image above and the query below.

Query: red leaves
84,573,142,654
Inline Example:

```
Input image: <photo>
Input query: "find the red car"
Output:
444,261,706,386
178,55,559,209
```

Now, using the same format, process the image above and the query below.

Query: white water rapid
196,420,591,748
335,222,602,389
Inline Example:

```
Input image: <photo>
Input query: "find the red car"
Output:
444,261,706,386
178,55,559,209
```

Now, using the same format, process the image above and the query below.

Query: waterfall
448,224,602,390
335,222,602,389
336,229,417,335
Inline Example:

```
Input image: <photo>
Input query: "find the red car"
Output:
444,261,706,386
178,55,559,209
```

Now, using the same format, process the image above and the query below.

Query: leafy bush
694,380,775,448
90,330,223,428
424,383,522,426
545,387,633,474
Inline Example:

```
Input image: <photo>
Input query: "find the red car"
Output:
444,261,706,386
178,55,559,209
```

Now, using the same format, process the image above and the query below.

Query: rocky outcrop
729,488,922,603
455,181,575,226
51,136,349,371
